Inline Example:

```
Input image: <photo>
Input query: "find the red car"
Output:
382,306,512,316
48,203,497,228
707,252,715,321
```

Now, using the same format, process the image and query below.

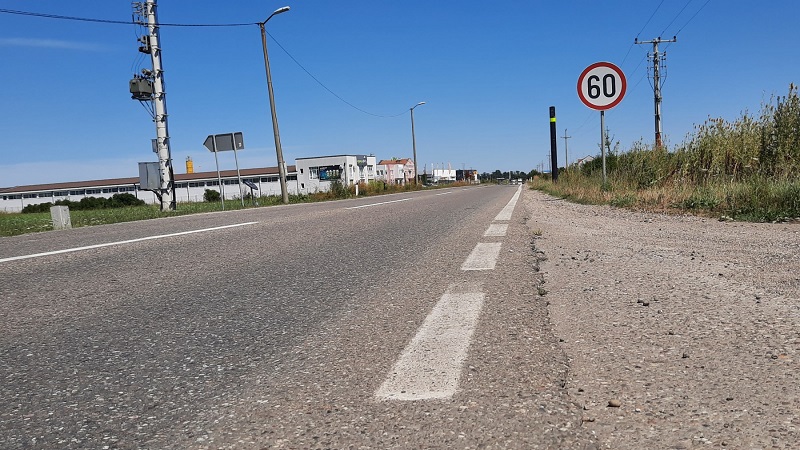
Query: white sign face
577,62,627,111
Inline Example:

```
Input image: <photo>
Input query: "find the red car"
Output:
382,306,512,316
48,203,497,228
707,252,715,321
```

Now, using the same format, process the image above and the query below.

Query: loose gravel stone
523,189,800,450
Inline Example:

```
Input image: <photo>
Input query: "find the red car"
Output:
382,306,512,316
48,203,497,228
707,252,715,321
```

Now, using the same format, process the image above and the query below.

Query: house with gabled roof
376,158,415,185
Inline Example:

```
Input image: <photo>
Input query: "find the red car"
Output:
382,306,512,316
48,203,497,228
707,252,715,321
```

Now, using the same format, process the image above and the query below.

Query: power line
675,0,712,35
0,8,255,27
267,31,408,118
621,0,664,70
636,0,665,39
1,7,410,118
660,0,694,37
662,1,711,55
571,110,595,137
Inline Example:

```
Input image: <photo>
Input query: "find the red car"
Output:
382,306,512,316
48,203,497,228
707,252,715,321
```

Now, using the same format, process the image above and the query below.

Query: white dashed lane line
377,186,523,401
375,288,485,401
494,186,522,221
484,223,508,237
461,242,502,271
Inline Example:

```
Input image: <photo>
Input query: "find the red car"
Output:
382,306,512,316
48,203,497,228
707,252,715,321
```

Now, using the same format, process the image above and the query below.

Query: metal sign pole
233,146,244,207
205,132,245,210
601,110,607,186
212,138,224,210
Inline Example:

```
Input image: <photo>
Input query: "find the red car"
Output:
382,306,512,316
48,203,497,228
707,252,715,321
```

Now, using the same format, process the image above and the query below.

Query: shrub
108,193,145,207
22,202,54,213
203,189,221,202
329,180,350,199
21,193,145,213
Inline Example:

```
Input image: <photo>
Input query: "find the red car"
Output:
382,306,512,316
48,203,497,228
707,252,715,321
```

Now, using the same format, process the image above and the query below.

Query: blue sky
1,1,798,187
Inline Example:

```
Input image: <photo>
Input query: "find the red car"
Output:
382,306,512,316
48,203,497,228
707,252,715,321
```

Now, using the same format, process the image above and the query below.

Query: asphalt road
0,185,593,449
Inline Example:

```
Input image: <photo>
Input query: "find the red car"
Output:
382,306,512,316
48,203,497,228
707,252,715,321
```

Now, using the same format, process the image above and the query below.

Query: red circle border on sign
577,61,627,111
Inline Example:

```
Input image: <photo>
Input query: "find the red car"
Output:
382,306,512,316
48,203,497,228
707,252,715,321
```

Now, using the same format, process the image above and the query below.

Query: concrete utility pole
636,36,676,148
259,6,291,204
137,0,175,210
410,102,426,184
562,128,572,167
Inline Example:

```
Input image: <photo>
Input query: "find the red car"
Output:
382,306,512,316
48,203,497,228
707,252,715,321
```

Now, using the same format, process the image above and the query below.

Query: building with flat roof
295,155,376,194
0,166,297,212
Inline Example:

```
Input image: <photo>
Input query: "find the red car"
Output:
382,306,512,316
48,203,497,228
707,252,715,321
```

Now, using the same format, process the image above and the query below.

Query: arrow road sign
577,62,627,111
203,132,244,152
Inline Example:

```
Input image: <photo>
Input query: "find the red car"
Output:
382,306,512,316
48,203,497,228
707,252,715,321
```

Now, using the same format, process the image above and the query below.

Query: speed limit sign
577,62,627,110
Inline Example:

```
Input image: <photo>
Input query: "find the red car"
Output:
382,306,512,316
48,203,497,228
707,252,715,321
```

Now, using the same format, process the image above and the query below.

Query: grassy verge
531,173,800,222
532,85,800,223
0,181,476,237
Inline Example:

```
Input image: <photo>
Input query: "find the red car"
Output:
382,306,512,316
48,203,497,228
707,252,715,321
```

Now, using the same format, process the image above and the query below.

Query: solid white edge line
346,198,412,209
0,222,259,264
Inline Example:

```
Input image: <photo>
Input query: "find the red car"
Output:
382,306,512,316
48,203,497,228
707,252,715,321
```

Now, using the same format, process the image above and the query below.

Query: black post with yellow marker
549,106,559,182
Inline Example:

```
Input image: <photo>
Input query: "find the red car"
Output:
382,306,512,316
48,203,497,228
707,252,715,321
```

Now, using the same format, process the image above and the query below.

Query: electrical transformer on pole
131,0,176,211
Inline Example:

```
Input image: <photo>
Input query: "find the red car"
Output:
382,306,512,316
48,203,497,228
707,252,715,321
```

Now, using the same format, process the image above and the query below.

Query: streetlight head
417,101,426,106
264,6,290,23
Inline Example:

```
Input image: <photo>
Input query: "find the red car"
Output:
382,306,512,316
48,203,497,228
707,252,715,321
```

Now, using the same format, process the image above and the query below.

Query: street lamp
259,6,290,204
410,101,425,184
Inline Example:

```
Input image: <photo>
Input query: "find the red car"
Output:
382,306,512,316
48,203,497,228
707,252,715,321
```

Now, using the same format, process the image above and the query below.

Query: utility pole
636,36,676,148
133,0,175,211
562,128,572,167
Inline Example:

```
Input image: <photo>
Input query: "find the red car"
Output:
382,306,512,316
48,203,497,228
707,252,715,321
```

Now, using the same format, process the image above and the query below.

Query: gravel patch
523,189,799,449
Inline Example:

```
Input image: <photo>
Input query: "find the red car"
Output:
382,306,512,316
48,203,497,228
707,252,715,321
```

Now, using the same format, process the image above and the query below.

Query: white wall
296,155,376,194
0,174,300,212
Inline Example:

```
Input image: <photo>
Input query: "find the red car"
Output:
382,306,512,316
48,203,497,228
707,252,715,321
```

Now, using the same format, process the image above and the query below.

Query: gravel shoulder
522,188,800,449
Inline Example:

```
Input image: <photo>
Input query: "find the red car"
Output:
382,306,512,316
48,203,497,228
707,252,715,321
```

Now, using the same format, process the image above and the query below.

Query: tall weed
534,85,800,222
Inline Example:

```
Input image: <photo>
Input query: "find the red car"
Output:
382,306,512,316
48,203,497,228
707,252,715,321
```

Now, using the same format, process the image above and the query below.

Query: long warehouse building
1,154,386,213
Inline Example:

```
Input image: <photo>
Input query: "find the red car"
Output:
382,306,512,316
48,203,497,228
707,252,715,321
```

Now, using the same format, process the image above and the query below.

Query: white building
430,168,457,183
0,166,298,212
295,155,377,194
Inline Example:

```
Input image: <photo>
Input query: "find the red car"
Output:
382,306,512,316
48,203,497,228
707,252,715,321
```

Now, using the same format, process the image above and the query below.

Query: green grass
0,199,247,237
0,182,478,237
530,85,800,223
0,212,53,236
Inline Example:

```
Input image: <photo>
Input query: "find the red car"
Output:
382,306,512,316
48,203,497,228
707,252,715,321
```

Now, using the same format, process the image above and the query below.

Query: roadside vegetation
20,193,146,213
532,84,800,222
0,180,474,237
